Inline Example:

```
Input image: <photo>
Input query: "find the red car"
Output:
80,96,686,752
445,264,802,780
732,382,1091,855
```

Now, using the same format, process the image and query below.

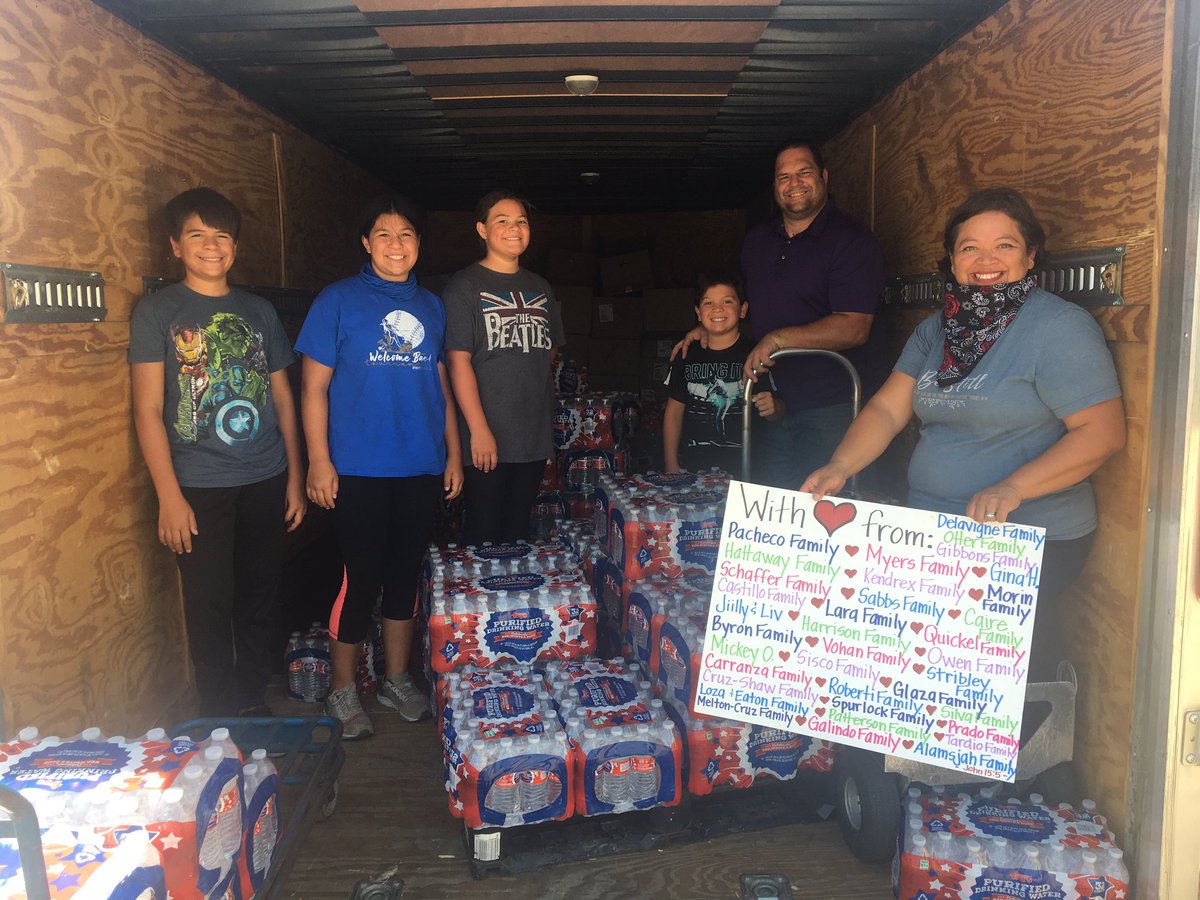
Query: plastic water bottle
630,753,657,803
965,838,989,867
243,750,280,881
1106,847,1129,884
1019,843,1043,872
933,830,961,863
201,745,243,867
202,727,241,760
1080,849,1100,877
988,836,1015,868
520,769,551,813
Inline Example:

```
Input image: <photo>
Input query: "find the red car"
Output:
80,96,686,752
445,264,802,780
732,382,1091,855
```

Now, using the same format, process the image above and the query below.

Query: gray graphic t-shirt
444,263,565,463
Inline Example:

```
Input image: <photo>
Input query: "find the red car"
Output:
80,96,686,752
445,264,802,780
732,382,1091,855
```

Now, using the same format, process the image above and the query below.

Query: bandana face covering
936,274,1037,387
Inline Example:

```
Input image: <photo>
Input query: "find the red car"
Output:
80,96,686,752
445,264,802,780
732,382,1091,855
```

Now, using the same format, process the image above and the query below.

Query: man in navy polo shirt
738,140,886,489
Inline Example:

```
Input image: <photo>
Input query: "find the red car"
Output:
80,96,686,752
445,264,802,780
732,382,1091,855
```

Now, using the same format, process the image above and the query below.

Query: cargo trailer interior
0,0,1196,896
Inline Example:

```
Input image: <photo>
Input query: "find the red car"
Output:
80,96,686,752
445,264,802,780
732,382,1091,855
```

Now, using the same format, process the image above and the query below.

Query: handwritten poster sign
694,481,1046,781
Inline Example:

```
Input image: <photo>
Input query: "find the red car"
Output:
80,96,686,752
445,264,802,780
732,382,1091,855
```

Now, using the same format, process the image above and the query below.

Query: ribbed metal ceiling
94,0,1007,212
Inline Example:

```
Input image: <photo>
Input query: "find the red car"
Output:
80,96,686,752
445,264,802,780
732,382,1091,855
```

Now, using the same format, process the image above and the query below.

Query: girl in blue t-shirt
296,194,462,739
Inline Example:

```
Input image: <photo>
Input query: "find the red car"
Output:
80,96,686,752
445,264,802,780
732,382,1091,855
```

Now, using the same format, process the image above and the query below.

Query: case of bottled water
542,659,682,816
553,395,616,452
285,625,331,703
562,448,625,494
0,825,167,899
440,673,574,829
661,703,835,795
624,572,713,670
0,727,264,900
654,614,710,719
427,586,598,674
895,789,1129,899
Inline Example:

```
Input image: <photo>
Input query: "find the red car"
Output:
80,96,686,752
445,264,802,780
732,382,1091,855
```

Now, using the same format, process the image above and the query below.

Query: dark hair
941,187,1047,273
474,189,531,225
357,193,424,242
165,188,241,241
773,139,825,174
695,270,745,306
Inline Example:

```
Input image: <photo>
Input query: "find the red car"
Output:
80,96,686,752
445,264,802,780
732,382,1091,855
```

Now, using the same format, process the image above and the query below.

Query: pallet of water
439,668,574,829
542,658,683,817
659,702,835,796
0,726,281,900
895,787,1129,899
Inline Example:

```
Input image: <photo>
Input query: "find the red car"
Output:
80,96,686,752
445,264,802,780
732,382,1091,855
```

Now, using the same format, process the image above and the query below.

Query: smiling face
477,198,530,269
949,210,1037,287
773,146,828,227
171,214,237,294
695,283,747,345
362,212,420,282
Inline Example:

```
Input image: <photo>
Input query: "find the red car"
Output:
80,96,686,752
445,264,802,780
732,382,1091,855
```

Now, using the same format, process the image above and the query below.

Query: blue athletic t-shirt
894,289,1121,540
295,264,447,477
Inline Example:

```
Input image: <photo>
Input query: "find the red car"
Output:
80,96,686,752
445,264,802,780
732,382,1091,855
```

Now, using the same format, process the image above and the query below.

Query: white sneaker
378,673,431,722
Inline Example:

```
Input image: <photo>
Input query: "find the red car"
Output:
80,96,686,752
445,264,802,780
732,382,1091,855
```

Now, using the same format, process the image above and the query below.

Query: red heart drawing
948,609,962,619
805,636,818,647
934,732,945,742
814,707,826,716
972,566,987,577
815,677,827,687
902,739,914,750
788,609,800,620
841,587,855,599
778,651,791,661
795,715,807,727
879,676,892,687
913,663,926,674
844,569,858,578
926,704,937,714
819,695,830,704
969,588,984,601
910,622,923,633
937,719,947,728
814,499,857,536
915,646,926,657
811,597,824,608
845,545,859,557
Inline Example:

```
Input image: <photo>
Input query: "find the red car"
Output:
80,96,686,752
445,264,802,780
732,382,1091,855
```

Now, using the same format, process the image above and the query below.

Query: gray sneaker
325,684,374,740
378,673,431,722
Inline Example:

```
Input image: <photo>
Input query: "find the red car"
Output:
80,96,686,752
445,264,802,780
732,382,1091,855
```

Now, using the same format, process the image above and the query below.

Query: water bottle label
673,515,722,571
967,867,1066,900
745,726,807,779
966,801,1057,842
475,542,535,560
472,685,536,720
478,572,548,592
0,740,132,792
553,405,580,449
574,675,638,709
482,608,555,662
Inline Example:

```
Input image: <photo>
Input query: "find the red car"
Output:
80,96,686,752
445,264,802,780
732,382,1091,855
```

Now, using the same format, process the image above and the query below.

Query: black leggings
461,460,546,546
330,473,441,643
1028,531,1096,682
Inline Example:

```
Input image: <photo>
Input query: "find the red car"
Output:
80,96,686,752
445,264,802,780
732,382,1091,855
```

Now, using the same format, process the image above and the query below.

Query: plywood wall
824,0,1168,835
0,0,386,736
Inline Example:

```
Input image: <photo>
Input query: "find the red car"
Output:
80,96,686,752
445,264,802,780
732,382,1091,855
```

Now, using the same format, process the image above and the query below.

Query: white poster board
694,481,1046,781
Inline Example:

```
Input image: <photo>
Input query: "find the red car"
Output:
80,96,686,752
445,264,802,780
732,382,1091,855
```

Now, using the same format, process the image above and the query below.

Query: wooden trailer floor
272,691,893,899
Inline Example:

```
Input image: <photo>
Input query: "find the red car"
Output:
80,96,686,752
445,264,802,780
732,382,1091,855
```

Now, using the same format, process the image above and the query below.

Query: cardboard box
548,247,597,286
553,284,593,335
589,338,640,375
591,297,643,339
600,250,654,296
641,338,675,359
642,288,697,333
561,332,590,366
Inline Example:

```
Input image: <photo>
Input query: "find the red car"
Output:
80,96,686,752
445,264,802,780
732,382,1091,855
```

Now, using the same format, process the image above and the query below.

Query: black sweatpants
460,460,546,546
176,470,287,716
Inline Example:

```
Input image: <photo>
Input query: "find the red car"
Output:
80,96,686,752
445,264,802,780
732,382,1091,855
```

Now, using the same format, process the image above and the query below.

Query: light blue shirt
894,289,1120,539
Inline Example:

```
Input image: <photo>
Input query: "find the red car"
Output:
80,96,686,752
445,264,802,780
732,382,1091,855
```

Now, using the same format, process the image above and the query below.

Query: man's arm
743,312,873,383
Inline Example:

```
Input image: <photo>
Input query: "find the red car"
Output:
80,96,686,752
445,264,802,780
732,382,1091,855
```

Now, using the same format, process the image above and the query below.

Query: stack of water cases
536,393,641,534
423,541,599,675
0,725,280,899
543,658,682,817
894,788,1130,899
437,667,574,829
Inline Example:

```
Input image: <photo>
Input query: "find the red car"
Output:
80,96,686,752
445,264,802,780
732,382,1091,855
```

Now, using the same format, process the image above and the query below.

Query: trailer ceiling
94,0,1008,212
